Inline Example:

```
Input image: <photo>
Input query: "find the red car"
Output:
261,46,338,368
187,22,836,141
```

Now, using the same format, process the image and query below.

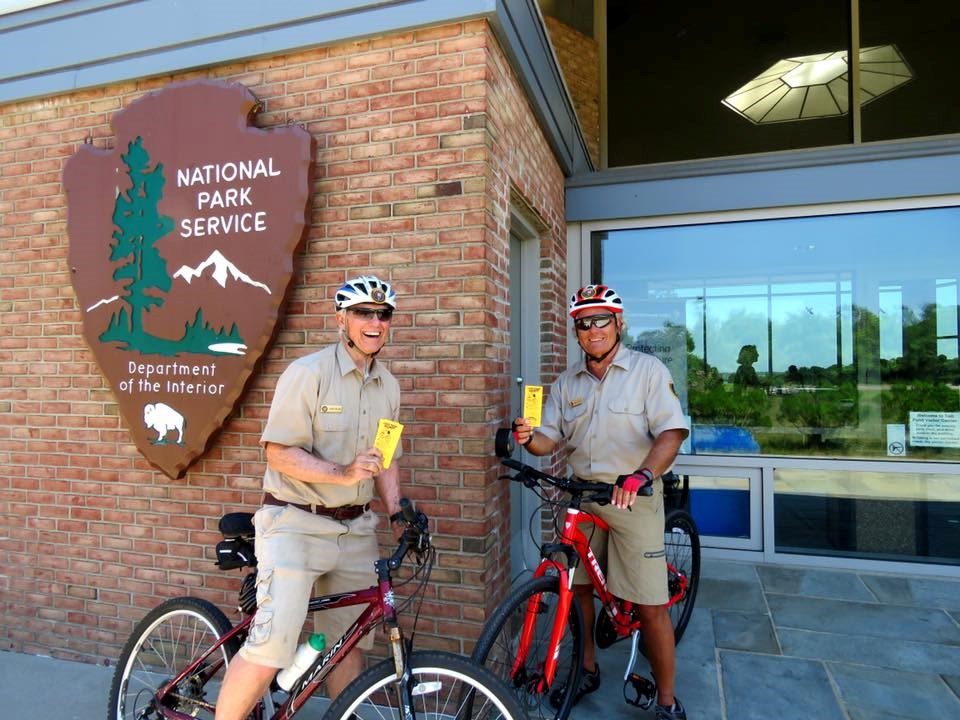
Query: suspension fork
508,559,574,692
387,623,418,720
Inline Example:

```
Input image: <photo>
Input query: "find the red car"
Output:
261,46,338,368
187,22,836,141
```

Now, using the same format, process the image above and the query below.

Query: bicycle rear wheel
663,509,700,645
471,575,584,720
322,650,526,720
106,596,240,720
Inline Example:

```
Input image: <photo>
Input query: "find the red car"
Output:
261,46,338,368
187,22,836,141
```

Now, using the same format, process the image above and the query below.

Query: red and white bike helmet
335,275,397,310
568,284,624,317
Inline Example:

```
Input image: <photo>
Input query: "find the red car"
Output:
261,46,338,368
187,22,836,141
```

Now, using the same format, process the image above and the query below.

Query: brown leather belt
263,492,369,521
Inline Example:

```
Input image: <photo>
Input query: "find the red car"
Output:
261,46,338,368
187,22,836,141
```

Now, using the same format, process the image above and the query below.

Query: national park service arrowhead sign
65,80,313,478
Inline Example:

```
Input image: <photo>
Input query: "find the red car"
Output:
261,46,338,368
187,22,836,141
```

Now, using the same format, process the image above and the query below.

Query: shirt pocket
561,401,589,425
607,397,649,436
316,407,348,432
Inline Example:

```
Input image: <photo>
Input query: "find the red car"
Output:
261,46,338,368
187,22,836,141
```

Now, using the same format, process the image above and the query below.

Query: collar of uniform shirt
572,343,629,377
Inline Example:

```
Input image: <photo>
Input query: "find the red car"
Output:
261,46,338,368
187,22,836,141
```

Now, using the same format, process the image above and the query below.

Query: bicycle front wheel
471,575,584,720
106,596,239,720
322,650,526,720
663,508,700,645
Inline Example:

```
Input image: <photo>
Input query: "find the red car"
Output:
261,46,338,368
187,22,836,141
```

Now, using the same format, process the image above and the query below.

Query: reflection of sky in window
600,206,960,373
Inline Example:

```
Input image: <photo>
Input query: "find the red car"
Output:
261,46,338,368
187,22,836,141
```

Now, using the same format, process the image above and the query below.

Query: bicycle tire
322,650,527,720
471,575,584,720
106,596,240,720
656,508,700,648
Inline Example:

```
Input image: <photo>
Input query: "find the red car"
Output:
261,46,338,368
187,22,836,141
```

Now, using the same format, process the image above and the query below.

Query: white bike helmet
568,284,624,317
335,275,397,310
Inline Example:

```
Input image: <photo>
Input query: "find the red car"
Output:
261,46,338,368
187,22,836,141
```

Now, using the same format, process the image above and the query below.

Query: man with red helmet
512,283,690,720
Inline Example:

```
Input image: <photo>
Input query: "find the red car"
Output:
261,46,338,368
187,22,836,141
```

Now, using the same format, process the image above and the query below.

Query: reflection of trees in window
685,298,960,455
779,384,858,447
879,302,960,426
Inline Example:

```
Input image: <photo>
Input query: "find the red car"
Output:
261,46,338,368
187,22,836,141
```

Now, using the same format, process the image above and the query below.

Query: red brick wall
0,20,567,664
544,16,600,169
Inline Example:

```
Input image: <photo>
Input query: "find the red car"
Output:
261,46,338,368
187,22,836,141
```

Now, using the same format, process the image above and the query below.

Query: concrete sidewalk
3,559,959,720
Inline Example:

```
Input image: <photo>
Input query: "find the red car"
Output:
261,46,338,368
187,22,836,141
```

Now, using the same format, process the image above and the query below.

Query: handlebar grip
399,497,417,523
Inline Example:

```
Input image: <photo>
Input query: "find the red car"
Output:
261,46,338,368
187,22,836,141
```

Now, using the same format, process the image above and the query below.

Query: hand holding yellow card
523,385,543,427
374,418,403,469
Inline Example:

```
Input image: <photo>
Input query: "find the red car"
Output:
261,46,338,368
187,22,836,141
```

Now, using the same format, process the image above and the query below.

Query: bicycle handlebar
384,497,431,571
499,454,615,506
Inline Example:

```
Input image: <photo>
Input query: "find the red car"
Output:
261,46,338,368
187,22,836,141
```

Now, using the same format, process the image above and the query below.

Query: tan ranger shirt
539,345,688,482
261,342,401,507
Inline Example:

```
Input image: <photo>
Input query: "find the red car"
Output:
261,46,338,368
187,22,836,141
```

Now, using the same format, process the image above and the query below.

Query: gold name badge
569,398,583,408
319,405,343,413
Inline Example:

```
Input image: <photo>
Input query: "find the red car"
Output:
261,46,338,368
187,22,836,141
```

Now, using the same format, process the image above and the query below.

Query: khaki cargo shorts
238,503,379,669
572,479,668,605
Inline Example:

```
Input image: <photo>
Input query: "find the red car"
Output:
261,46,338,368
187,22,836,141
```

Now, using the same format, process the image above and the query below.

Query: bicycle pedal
623,672,656,710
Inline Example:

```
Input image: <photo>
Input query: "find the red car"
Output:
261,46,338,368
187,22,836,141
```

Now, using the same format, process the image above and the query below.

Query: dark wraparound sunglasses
574,313,615,331
349,307,394,321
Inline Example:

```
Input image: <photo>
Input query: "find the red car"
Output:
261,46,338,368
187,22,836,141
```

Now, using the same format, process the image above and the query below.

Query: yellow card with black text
375,418,403,469
523,385,543,427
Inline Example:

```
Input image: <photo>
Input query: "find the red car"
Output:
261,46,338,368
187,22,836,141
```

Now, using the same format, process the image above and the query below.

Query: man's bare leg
636,603,676,706
215,654,277,720
574,584,597,672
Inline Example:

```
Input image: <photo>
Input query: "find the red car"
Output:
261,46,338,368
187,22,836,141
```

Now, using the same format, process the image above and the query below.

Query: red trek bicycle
472,429,701,720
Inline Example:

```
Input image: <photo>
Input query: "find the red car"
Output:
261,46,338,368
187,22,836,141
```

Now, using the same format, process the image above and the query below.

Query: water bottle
275,632,326,691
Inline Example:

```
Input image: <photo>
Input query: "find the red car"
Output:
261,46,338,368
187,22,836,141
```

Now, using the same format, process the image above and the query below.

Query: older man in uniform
216,275,404,720
512,283,690,720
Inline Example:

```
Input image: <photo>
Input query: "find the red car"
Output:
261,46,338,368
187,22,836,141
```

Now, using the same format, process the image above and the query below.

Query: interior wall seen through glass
594,205,960,463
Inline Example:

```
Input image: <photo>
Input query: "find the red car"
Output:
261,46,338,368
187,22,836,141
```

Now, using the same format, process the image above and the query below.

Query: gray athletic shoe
655,697,687,720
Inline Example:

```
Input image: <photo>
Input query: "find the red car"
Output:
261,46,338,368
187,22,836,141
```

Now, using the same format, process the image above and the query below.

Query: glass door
674,464,763,550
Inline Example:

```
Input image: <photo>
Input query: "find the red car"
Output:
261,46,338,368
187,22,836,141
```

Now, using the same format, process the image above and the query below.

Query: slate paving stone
847,707,916,719
757,565,876,602
720,651,845,720
943,674,960,700
700,559,759,583
828,662,960,719
766,593,960,644
778,627,960,673
861,574,960,610
713,611,780,654
696,576,766,613
675,607,717,664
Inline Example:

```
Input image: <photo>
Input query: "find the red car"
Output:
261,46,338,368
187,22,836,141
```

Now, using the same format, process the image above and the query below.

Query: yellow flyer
374,418,403,469
523,385,544,427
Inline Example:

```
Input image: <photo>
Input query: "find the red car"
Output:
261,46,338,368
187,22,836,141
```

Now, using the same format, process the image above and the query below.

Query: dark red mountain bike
107,498,525,720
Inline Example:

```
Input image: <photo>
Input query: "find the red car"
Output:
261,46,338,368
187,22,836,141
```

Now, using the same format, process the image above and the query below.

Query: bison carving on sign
143,402,186,445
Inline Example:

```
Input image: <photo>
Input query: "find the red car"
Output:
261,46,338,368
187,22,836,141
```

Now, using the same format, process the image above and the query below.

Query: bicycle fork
622,630,657,710
387,625,419,720
511,570,575,694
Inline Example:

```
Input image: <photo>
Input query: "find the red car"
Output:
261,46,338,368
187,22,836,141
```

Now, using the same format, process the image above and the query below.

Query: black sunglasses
349,307,394,321
574,313,615,331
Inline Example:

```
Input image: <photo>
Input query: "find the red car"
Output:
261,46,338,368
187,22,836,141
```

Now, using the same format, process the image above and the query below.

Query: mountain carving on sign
173,250,271,294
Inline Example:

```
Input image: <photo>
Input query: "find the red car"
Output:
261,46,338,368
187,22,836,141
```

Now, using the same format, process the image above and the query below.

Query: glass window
774,467,959,565
595,204,960,462
607,0,850,165
604,1,960,166
859,1,960,143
